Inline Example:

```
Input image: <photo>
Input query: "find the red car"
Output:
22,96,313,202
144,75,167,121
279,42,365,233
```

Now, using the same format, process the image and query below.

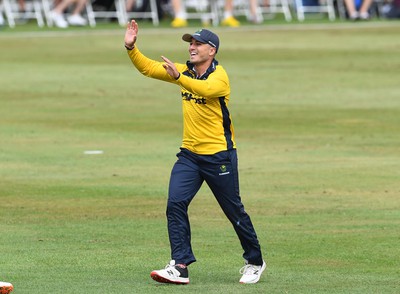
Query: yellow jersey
127,47,236,155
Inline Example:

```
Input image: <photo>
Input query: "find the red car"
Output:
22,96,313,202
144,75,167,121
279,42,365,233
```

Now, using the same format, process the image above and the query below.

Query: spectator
170,0,242,27
249,0,264,23
343,0,373,20
126,0,165,20
170,0,207,27
220,0,241,26
50,0,88,28
383,0,400,18
126,0,136,12
18,0,26,13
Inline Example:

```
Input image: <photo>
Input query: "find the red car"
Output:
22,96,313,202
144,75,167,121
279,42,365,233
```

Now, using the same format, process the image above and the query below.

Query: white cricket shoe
50,11,68,28
239,260,266,284
150,260,189,284
0,281,14,293
67,14,87,26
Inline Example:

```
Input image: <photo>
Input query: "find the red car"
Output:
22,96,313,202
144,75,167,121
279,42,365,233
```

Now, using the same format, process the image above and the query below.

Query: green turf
1,20,400,293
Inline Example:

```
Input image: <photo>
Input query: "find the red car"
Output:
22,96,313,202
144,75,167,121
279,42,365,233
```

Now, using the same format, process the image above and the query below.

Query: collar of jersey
185,59,218,80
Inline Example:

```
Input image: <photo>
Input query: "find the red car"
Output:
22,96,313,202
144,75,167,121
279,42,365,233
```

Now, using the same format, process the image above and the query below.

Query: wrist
175,73,180,80
125,43,135,50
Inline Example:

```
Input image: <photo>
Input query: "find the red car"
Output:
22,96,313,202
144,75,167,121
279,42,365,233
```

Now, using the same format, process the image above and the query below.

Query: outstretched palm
125,20,138,48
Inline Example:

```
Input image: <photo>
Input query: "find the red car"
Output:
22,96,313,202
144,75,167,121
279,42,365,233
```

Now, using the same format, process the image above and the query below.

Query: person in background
126,0,136,12
126,0,165,20
343,0,373,20
50,0,88,28
248,0,264,23
383,0,400,18
220,0,241,26
170,0,251,27
18,0,26,13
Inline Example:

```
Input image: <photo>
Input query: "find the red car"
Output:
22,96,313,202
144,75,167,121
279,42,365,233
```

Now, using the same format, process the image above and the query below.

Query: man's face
188,38,215,65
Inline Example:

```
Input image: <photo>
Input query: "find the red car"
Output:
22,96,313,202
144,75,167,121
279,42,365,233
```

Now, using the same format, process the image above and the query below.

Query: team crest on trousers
219,165,230,176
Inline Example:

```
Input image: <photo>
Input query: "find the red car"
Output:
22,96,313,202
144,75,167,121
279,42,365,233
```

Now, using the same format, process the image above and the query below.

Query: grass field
1,20,400,293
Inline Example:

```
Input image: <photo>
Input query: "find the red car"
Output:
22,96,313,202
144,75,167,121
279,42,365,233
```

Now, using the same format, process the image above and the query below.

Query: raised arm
125,20,184,83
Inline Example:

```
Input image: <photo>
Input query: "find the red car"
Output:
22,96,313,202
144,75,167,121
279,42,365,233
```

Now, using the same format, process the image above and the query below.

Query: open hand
161,56,180,79
125,20,138,48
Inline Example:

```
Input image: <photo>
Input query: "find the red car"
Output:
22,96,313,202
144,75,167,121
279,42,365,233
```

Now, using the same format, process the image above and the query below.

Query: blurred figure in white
50,0,89,28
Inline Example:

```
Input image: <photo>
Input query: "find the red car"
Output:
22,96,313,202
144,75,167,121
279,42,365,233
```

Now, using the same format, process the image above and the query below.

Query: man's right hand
125,20,138,49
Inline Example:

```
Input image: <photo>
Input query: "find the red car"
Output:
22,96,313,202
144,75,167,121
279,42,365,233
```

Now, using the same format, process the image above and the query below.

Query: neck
194,60,213,78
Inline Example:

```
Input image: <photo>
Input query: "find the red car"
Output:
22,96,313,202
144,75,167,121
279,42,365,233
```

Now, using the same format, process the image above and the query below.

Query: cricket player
124,19,266,284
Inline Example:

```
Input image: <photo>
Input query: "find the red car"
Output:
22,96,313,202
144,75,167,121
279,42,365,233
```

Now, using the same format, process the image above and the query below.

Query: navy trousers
167,148,263,266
